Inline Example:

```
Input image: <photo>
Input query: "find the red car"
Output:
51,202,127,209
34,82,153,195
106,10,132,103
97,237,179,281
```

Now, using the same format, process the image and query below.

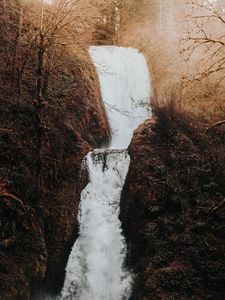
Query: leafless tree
183,0,225,83
181,0,225,127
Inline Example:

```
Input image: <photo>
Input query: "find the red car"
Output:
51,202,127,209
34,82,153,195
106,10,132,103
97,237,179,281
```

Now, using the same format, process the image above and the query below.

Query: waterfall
89,46,150,149
60,46,151,300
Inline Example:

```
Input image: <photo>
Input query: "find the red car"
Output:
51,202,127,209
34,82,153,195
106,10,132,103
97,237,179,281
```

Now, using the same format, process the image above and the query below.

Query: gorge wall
120,116,225,299
116,4,225,299
0,46,110,299
0,0,116,297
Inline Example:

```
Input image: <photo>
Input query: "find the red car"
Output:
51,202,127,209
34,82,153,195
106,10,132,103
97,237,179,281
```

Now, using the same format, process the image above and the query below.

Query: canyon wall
0,0,115,297
118,2,225,298
0,46,110,298
120,116,225,299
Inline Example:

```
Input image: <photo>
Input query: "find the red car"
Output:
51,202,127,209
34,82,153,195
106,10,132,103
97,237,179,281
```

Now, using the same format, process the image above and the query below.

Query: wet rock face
120,119,225,300
0,49,110,298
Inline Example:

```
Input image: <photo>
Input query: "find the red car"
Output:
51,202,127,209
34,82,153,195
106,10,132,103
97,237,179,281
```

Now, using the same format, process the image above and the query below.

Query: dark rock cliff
120,118,225,300
0,49,110,299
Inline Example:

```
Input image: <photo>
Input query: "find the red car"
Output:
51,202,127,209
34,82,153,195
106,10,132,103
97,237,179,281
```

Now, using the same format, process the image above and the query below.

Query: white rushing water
89,46,150,149
60,46,151,300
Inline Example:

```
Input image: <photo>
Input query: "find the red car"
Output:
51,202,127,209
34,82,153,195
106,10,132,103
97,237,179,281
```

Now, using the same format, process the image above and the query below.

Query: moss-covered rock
0,47,110,298
120,118,225,300
0,190,47,299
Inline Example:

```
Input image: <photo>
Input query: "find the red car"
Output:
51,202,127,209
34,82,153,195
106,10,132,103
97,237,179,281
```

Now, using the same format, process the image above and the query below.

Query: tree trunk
34,33,46,205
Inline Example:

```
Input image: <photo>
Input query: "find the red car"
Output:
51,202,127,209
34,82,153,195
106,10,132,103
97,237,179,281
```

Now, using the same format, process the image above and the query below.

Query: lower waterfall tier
61,150,132,300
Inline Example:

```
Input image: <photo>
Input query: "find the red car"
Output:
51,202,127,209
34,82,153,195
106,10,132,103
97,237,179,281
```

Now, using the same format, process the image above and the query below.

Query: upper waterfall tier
89,46,151,149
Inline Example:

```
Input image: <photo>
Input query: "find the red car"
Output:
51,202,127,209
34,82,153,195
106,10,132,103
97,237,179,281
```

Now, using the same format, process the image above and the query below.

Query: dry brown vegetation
180,0,225,121
0,0,111,298
119,0,225,123
183,0,225,82
0,0,114,204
